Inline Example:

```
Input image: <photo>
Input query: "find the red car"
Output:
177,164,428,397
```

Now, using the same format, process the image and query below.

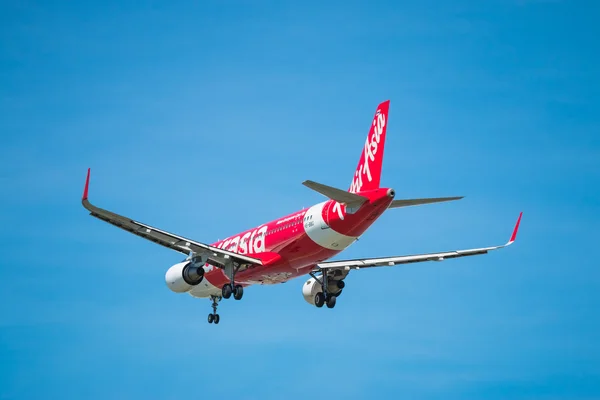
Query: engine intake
165,261,205,293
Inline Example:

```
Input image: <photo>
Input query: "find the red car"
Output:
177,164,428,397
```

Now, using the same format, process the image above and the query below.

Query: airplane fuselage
188,187,394,298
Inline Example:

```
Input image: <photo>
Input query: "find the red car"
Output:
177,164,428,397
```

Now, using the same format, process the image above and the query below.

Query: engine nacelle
165,261,205,293
302,277,321,305
302,277,344,305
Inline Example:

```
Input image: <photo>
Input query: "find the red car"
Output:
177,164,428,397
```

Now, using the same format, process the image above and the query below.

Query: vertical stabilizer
349,100,390,193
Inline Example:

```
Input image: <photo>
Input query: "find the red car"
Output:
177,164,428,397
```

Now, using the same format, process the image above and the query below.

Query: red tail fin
349,100,390,193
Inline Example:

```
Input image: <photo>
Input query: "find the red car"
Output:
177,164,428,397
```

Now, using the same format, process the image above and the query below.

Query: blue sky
1,0,599,398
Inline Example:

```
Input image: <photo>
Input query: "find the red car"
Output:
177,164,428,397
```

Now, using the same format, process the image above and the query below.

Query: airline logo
350,104,388,193
216,225,268,254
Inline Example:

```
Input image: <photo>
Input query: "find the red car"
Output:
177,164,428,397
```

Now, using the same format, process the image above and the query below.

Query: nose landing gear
207,295,221,324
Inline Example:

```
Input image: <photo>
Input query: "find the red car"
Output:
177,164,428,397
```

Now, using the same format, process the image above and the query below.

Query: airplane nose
387,188,395,198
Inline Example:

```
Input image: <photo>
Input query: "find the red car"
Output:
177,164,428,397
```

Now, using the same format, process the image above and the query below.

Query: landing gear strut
221,262,244,301
311,271,338,309
207,295,221,324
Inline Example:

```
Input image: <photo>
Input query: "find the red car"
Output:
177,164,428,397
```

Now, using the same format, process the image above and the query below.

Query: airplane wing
81,169,262,268
314,212,522,273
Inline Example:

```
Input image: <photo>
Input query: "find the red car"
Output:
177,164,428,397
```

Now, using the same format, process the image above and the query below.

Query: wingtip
82,168,91,201
508,212,523,244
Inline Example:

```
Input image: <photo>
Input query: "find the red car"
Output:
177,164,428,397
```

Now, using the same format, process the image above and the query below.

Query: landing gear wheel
233,285,244,300
336,280,345,289
222,284,232,299
314,292,325,308
223,262,241,301
208,295,221,324
326,295,337,309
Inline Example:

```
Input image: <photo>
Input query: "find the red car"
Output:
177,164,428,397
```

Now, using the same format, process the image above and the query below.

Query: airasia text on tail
349,100,389,193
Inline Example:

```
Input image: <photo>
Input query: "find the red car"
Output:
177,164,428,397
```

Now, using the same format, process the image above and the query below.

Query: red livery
82,100,522,324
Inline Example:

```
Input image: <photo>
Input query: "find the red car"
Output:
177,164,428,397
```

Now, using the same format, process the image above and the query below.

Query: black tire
208,313,214,324
213,314,220,324
314,292,325,308
233,285,244,300
337,280,345,289
326,295,337,309
222,284,232,299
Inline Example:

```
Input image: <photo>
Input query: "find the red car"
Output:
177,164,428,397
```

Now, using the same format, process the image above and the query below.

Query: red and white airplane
82,100,522,324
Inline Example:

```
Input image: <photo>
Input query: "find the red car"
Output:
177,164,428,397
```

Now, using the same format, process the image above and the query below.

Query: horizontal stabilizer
388,196,463,209
303,180,368,206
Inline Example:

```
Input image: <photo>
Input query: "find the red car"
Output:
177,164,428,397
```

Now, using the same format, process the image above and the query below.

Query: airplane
82,100,522,325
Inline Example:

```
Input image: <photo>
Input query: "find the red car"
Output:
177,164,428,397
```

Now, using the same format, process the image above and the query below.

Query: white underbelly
188,274,221,298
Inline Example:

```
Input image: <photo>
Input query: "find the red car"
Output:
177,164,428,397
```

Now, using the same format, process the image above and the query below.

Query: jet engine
165,261,205,293
302,276,344,305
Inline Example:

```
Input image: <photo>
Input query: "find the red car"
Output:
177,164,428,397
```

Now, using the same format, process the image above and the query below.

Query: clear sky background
1,0,599,399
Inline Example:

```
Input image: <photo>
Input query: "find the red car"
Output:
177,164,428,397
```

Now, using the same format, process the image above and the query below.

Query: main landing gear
311,271,343,309
314,292,337,308
207,295,221,324
221,261,244,301
222,283,244,300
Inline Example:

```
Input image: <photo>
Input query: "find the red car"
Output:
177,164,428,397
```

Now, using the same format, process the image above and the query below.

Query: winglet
82,168,91,201
507,212,523,245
